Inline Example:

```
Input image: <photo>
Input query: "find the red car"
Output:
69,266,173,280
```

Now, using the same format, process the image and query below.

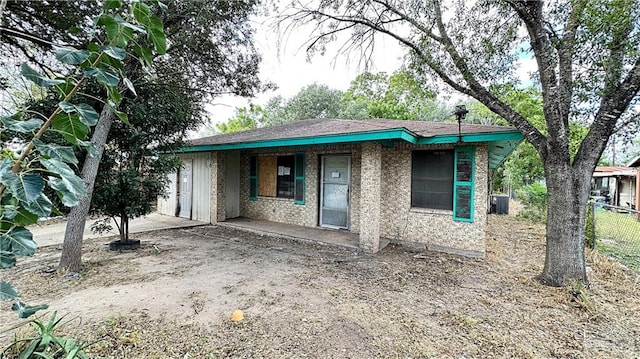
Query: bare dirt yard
1,216,639,358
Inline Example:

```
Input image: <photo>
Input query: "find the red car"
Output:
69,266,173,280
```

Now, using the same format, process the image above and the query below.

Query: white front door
179,159,192,219
320,155,350,229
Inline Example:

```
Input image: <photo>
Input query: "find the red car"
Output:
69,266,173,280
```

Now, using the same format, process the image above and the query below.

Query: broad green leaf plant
0,0,166,318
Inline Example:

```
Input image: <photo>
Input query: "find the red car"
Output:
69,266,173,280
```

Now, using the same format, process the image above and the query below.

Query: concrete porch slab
219,217,361,252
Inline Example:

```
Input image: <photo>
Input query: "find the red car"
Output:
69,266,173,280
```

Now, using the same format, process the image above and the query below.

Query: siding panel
190,152,211,222
157,172,177,216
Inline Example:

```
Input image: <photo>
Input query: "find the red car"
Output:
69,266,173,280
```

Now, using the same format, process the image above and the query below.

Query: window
411,147,475,222
248,153,305,203
411,150,454,210
453,146,475,222
294,152,305,204
276,156,295,198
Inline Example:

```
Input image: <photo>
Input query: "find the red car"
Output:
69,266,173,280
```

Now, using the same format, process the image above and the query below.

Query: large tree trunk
58,107,115,272
538,161,591,286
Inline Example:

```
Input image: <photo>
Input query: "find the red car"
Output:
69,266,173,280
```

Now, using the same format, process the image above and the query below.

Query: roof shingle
190,118,517,146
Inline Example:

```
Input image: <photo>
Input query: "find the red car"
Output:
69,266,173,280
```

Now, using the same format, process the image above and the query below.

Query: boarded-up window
258,156,277,196
251,155,297,199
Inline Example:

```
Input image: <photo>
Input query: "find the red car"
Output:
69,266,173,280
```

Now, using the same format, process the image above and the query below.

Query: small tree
60,0,264,271
0,0,165,316
90,77,202,244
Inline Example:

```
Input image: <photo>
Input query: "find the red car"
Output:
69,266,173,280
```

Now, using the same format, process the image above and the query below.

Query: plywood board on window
259,156,277,197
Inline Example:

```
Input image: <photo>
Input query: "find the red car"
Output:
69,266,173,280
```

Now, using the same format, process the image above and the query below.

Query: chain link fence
586,202,640,273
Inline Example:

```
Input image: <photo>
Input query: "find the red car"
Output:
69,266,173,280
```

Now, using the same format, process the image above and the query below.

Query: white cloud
205,20,405,126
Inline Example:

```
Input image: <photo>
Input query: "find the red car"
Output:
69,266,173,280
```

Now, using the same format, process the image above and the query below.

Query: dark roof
593,166,637,177
627,155,640,168
190,118,517,146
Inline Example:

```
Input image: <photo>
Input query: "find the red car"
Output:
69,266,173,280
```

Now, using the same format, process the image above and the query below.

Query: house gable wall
238,144,362,232
379,143,488,257
232,142,488,256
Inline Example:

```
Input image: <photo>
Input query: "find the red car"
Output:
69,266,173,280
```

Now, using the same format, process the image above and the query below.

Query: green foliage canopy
91,77,203,242
0,0,166,317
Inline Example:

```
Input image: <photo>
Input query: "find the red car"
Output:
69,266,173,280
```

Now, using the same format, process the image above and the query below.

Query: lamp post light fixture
454,104,469,143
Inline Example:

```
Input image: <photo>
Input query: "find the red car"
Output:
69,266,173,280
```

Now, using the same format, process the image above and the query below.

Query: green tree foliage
59,0,265,272
341,71,436,120
90,77,200,243
158,0,263,97
0,0,166,317
216,84,344,133
284,83,344,121
286,0,640,286
516,183,548,223
216,71,447,133
479,86,589,192
216,104,267,133
0,1,102,90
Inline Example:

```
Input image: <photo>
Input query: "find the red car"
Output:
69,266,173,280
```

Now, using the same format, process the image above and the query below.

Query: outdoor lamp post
454,104,469,143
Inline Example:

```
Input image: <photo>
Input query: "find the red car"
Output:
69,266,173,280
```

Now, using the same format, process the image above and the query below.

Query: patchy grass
1,217,639,358
594,209,640,272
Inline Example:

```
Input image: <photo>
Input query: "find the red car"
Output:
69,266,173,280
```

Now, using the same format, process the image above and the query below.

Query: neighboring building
592,156,640,209
158,119,523,257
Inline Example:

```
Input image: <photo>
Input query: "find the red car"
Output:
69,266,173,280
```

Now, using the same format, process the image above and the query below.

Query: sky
203,21,407,129
200,19,540,134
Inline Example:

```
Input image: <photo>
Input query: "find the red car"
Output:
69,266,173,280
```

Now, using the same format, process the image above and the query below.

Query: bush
584,203,596,248
516,183,547,222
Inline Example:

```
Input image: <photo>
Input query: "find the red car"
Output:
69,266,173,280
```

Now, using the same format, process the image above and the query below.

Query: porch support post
210,152,226,224
359,142,382,253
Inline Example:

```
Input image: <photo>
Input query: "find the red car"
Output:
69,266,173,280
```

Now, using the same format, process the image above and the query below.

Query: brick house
158,119,523,257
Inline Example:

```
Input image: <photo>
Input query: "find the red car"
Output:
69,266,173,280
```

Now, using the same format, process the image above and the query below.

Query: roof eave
181,128,418,152
179,128,524,169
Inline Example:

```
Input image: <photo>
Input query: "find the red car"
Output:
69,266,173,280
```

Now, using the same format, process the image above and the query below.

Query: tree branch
576,58,640,167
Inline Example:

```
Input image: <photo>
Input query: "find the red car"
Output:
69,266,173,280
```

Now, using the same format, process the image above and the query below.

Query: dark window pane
455,185,472,219
249,178,257,198
295,178,304,202
277,155,295,198
249,156,257,177
411,150,454,210
295,153,305,177
456,160,472,182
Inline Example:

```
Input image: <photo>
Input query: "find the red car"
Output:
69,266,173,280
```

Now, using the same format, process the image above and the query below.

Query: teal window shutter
294,152,305,204
453,146,475,222
249,155,258,201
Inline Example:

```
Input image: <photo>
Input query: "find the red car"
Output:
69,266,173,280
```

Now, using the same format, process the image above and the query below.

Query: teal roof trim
416,130,524,145
488,139,523,169
181,128,523,153
180,127,524,169
180,128,417,152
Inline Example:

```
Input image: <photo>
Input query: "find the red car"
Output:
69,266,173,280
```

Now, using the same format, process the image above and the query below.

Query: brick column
359,142,382,253
210,152,226,224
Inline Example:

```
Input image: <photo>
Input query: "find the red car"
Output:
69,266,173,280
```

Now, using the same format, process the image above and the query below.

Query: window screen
411,150,454,210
